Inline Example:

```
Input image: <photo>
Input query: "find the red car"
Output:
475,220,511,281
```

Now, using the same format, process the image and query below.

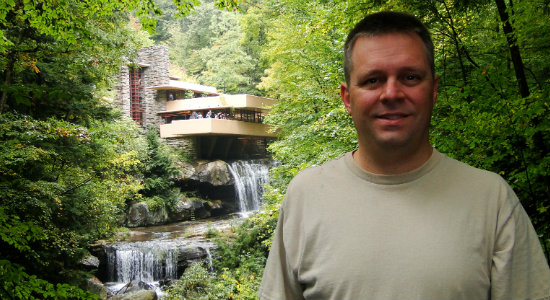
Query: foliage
214,209,277,272
0,113,145,297
0,1,149,121
139,126,181,210
162,1,265,94
167,208,278,300
167,261,262,300
0,259,97,300
258,0,357,174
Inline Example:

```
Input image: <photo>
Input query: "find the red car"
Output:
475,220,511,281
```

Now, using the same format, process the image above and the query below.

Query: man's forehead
352,32,424,49
352,34,428,61
350,33,432,74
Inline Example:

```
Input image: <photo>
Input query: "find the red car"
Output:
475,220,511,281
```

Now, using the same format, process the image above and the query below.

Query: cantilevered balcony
160,118,276,138
158,94,277,139
162,94,276,112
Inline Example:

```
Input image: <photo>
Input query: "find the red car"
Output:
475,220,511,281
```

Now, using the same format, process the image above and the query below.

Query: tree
0,0,242,297
166,1,263,94
0,114,146,298
140,126,180,210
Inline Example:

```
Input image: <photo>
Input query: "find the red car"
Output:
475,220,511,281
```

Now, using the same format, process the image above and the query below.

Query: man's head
340,12,438,172
344,11,434,85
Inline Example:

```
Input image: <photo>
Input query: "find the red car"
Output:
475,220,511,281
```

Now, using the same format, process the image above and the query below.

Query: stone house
115,45,276,160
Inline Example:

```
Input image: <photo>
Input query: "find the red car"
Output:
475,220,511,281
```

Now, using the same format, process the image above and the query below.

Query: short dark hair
344,11,435,84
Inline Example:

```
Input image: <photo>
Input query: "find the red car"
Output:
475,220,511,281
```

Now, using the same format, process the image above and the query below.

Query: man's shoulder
284,152,351,193
291,152,349,182
439,152,503,182
437,151,513,197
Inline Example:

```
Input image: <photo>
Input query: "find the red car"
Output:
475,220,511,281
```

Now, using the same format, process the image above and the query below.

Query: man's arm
259,205,305,300
491,185,550,300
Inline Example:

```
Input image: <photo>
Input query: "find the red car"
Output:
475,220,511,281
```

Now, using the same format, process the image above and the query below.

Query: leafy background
1,0,548,298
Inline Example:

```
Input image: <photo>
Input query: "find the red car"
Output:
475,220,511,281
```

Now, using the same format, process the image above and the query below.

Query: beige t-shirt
259,150,550,300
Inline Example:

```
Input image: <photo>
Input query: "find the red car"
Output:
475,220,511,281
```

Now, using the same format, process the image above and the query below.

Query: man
259,11,550,300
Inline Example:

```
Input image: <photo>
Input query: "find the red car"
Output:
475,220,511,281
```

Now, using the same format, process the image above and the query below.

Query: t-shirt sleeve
491,183,550,300
258,203,305,300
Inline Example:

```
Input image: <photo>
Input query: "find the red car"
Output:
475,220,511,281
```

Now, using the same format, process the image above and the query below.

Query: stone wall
115,66,131,119
164,137,199,161
114,45,199,159
114,45,170,129
138,46,170,129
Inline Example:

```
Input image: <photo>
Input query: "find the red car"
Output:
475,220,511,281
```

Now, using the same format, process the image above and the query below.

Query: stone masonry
115,45,197,159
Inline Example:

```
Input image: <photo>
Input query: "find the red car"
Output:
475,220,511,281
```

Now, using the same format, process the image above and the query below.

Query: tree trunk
494,0,530,98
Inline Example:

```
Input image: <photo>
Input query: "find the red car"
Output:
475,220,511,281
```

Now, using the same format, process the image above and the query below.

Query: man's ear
432,74,439,105
341,83,352,115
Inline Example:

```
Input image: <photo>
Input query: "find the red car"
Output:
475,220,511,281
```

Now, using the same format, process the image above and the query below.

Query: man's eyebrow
354,66,427,80
399,66,428,74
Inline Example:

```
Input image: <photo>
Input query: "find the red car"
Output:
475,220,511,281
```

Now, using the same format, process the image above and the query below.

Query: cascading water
227,160,274,214
102,160,274,297
102,220,221,296
106,242,179,283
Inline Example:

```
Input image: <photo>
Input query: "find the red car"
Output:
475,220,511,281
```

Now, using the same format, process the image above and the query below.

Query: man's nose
380,78,403,102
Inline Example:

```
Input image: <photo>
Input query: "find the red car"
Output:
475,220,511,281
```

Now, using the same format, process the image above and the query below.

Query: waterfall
102,219,229,296
100,160,274,296
204,247,214,272
227,160,274,214
106,241,179,283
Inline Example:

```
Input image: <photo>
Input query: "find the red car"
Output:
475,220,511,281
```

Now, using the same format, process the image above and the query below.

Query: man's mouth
378,114,407,120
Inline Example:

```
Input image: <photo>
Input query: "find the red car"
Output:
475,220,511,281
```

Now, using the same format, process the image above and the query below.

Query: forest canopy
1,0,549,299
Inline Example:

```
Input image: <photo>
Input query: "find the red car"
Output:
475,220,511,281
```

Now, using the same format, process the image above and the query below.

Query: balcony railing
159,118,276,138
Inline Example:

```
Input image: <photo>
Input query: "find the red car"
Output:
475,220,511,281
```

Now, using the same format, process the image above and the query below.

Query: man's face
341,33,438,152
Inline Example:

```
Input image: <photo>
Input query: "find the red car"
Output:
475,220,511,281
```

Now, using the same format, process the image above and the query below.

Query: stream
101,159,274,297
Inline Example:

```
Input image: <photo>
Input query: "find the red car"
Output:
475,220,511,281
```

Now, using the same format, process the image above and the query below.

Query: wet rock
158,278,176,288
168,198,193,222
87,276,108,300
178,246,206,261
196,160,233,186
80,255,100,270
115,280,155,295
127,203,149,228
109,289,157,300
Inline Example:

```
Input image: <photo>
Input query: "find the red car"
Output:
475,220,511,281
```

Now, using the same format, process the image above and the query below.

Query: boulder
196,160,233,186
192,200,211,219
176,246,209,273
167,198,193,222
86,276,108,300
173,160,197,182
147,205,168,226
80,255,100,270
127,203,149,228
109,289,157,300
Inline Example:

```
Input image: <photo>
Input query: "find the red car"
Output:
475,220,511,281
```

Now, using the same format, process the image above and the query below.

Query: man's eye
403,74,421,85
362,78,381,87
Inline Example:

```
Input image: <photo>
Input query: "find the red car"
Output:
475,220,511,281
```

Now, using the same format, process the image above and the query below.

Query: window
129,68,143,125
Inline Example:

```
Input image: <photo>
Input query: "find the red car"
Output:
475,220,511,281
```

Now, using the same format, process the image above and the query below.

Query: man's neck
352,143,434,175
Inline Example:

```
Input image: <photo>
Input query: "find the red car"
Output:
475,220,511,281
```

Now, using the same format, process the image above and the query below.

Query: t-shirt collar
344,148,442,185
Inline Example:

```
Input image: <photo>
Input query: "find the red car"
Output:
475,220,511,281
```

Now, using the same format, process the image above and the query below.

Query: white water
104,159,274,296
227,160,274,214
106,242,179,283
103,219,226,296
